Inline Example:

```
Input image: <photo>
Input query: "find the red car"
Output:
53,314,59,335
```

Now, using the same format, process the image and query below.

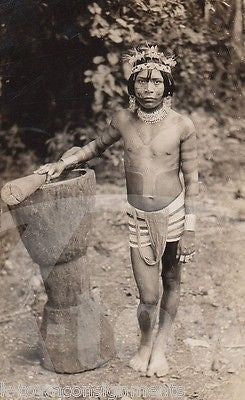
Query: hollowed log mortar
8,168,115,373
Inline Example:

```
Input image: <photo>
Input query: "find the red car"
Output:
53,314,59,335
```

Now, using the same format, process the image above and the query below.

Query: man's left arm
179,117,199,261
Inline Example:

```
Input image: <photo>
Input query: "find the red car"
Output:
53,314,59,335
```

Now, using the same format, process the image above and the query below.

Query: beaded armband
60,154,79,168
184,214,196,231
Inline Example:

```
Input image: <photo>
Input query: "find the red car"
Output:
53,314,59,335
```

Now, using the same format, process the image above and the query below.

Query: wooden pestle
1,146,83,206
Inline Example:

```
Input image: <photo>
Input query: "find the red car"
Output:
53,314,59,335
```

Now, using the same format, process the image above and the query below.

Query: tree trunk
204,0,211,22
231,0,245,59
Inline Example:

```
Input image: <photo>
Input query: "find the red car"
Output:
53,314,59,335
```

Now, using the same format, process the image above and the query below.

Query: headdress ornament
123,44,176,74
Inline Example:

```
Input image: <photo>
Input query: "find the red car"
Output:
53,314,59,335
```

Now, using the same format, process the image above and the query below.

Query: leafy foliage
0,0,244,178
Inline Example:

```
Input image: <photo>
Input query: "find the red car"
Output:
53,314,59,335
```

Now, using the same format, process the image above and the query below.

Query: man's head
124,45,175,110
128,69,174,110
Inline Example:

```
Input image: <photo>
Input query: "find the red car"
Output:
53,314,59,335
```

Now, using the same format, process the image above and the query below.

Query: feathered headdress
123,44,176,74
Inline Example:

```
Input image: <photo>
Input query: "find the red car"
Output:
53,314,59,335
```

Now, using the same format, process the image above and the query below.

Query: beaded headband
123,44,177,74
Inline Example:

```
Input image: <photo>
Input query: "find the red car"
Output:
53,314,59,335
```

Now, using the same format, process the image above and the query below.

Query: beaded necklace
137,102,170,124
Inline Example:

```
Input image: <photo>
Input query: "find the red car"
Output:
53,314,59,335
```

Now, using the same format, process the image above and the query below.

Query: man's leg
147,241,181,377
129,245,160,373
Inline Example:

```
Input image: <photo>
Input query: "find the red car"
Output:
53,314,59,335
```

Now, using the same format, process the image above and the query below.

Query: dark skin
34,68,198,377
126,70,197,376
130,241,181,377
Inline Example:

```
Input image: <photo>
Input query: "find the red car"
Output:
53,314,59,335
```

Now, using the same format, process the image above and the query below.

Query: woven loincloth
127,191,185,265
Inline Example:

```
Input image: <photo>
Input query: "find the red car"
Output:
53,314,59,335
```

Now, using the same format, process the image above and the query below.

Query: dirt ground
0,177,244,400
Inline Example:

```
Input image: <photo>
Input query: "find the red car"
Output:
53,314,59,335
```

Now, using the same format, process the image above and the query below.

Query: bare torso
115,109,185,211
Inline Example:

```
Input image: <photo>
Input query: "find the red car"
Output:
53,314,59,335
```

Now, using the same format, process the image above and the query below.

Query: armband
184,214,196,231
60,154,79,168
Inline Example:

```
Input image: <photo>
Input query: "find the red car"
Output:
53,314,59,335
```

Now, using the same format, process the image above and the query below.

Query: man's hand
34,161,65,183
177,231,195,263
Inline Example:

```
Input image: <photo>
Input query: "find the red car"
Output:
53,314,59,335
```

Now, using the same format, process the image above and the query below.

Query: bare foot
146,348,169,377
129,344,152,373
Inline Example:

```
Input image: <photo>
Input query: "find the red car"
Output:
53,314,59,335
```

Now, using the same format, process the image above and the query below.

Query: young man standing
34,45,198,377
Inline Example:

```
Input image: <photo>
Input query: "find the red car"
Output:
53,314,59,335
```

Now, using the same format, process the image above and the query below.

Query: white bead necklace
137,103,170,124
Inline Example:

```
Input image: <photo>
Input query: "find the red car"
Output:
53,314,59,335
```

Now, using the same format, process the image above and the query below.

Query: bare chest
121,120,182,157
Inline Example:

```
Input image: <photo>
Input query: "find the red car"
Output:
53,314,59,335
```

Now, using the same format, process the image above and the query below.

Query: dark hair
127,70,175,98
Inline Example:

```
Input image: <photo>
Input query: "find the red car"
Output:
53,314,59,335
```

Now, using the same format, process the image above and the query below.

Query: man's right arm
33,114,122,180
59,121,121,169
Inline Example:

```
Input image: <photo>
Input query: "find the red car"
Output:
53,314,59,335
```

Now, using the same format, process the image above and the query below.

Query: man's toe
146,367,155,377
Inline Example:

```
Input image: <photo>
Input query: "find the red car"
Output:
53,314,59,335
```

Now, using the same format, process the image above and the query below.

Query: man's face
134,69,165,110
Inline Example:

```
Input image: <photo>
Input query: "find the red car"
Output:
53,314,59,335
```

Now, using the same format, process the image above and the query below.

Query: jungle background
0,1,245,400
0,0,244,184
